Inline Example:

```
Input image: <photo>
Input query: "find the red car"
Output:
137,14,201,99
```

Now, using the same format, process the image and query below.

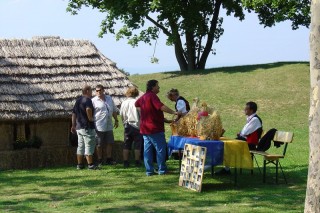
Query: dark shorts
96,130,114,147
123,124,143,150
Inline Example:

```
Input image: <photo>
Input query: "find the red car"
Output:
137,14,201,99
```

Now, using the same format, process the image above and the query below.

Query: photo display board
179,143,207,192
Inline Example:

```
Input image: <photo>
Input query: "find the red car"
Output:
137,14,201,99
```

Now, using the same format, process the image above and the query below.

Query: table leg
234,168,238,186
178,150,182,170
211,166,214,177
276,160,279,184
263,160,266,183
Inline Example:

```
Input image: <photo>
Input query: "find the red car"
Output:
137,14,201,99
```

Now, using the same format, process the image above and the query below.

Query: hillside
129,61,309,168
0,62,311,212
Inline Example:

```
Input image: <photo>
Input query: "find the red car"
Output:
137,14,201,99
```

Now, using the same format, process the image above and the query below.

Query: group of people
71,79,263,176
71,84,119,170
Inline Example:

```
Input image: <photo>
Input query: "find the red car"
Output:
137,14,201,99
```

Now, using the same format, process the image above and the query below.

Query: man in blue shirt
71,85,97,170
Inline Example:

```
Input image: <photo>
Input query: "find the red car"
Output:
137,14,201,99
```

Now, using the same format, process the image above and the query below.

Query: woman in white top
167,88,190,122
120,87,143,168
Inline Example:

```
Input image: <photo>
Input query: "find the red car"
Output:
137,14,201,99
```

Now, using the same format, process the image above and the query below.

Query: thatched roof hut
0,36,135,163
0,36,132,121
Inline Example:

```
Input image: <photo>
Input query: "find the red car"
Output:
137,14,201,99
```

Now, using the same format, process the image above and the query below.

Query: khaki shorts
76,128,96,155
96,130,114,147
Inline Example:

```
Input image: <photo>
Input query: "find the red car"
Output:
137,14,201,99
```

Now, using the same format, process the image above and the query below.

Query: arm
113,112,119,128
175,100,187,121
119,106,124,122
71,113,77,134
86,107,94,122
161,105,177,115
240,118,261,136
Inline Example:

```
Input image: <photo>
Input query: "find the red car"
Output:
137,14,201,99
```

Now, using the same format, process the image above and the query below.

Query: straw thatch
0,36,133,121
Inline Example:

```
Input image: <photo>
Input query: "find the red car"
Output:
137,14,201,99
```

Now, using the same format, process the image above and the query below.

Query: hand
114,120,119,129
71,126,76,134
175,111,183,116
221,129,226,137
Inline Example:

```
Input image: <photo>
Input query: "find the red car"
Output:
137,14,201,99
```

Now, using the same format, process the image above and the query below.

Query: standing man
92,84,119,166
120,86,143,168
71,85,97,170
167,88,190,121
135,80,179,176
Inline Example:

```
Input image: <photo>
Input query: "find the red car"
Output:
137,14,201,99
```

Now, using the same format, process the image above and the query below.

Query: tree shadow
0,162,307,212
162,61,309,79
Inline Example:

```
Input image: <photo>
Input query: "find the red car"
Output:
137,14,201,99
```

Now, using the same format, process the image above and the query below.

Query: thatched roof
0,36,133,121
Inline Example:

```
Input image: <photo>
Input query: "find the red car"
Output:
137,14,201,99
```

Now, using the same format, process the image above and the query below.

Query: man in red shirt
135,80,179,176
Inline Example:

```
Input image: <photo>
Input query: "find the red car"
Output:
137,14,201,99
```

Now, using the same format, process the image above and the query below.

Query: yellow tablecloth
220,137,253,169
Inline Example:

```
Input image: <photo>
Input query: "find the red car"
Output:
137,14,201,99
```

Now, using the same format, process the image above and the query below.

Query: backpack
257,128,277,151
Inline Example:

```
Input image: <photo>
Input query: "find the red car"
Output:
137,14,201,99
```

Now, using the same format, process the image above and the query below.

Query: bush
13,136,43,150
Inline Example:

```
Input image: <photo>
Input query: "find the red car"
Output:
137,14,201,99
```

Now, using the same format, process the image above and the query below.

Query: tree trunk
197,0,222,70
305,1,320,212
186,32,196,71
168,17,188,71
174,43,188,71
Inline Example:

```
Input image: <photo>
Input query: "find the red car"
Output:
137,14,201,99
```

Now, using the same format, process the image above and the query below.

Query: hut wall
36,120,70,147
0,124,13,151
0,141,124,170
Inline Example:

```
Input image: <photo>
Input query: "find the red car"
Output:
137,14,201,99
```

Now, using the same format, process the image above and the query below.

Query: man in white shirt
120,86,143,168
92,84,119,166
237,101,263,150
216,101,263,175
167,88,190,121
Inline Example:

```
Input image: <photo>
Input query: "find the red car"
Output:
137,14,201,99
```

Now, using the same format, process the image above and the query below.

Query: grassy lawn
0,62,309,212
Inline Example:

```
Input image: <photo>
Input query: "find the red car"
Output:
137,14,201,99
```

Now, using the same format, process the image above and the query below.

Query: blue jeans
143,132,167,175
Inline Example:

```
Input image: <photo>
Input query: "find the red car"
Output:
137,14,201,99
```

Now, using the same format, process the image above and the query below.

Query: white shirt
240,113,262,138
120,97,140,130
176,98,188,114
92,95,118,132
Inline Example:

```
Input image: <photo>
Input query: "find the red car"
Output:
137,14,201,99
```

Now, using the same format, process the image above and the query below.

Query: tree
67,0,310,71
305,1,320,212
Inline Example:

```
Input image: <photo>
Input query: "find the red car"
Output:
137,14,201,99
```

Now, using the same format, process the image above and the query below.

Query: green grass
0,62,309,212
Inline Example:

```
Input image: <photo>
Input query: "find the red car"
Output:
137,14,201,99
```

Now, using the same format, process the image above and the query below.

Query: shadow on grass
0,161,307,212
162,61,309,79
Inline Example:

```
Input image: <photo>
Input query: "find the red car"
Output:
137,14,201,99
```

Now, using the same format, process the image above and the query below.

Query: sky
0,0,310,74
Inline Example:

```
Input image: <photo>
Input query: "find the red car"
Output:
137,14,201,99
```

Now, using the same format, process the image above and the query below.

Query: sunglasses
96,89,102,92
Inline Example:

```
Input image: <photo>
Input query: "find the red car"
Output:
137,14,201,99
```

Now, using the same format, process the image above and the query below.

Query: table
168,136,224,166
168,136,253,185
168,136,253,169
220,137,253,169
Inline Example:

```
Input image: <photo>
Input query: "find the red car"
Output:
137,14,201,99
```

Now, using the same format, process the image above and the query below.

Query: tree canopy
67,0,310,71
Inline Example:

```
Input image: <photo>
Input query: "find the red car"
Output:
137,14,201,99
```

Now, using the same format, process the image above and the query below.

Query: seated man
215,101,263,175
237,101,263,151
167,88,190,121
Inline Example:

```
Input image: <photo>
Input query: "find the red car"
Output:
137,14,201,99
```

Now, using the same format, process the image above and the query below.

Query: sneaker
106,158,117,165
146,172,156,176
123,161,130,168
214,168,231,176
159,171,169,175
97,159,103,167
135,160,142,167
88,164,98,170
98,162,103,168
77,164,84,170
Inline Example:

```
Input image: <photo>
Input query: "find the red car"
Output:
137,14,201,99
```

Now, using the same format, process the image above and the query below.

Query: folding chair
250,131,294,184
